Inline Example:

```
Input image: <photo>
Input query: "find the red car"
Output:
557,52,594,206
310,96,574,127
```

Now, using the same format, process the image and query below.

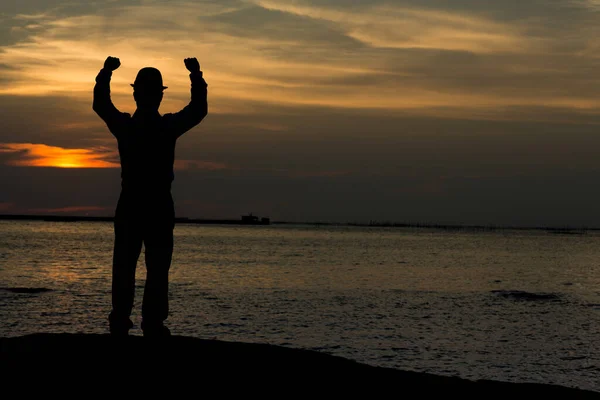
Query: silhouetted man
93,56,208,337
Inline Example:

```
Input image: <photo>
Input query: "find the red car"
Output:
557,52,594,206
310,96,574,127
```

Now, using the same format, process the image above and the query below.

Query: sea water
1,220,598,390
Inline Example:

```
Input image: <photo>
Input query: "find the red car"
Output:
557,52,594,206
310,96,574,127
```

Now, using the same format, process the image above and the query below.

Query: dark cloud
198,5,361,48
0,95,108,148
0,0,144,46
275,0,587,21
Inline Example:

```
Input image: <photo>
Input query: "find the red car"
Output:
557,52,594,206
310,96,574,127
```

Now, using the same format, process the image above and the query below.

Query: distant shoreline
0,214,595,232
0,214,270,226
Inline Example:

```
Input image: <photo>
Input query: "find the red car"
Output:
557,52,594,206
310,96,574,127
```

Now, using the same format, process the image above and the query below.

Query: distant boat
241,213,270,225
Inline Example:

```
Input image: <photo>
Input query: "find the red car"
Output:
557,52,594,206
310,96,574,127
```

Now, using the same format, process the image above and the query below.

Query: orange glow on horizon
0,143,119,168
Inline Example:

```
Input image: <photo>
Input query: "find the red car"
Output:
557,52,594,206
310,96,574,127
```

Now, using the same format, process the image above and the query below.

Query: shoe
109,315,134,336
141,322,171,338
110,328,131,337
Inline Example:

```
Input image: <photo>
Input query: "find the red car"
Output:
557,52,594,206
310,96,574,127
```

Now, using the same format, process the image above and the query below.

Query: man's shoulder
112,112,131,120
160,113,179,127
117,112,132,123
107,112,131,135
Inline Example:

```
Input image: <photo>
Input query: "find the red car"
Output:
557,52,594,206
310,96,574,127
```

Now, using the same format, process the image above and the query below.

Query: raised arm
93,56,127,135
166,58,208,138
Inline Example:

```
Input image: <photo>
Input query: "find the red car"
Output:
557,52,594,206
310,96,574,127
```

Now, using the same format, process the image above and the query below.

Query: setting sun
0,143,118,168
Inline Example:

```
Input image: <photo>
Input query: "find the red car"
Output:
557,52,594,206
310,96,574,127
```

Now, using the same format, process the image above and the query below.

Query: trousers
109,189,175,332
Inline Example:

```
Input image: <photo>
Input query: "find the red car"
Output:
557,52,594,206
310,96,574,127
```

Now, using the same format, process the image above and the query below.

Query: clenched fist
104,56,121,71
184,57,200,74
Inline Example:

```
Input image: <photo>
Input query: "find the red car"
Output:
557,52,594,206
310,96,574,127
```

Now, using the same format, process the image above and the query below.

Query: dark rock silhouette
491,290,562,302
1,334,597,397
93,56,208,336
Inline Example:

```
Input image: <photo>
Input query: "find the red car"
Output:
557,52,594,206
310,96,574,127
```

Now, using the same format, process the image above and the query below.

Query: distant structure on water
241,213,270,225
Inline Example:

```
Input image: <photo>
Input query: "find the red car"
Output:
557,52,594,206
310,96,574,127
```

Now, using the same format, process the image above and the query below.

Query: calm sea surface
1,220,598,390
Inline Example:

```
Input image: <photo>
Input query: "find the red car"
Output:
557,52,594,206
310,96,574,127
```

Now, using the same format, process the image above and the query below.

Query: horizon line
0,214,596,232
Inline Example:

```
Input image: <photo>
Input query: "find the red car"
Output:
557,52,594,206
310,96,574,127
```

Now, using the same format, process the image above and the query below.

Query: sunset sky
2,0,600,226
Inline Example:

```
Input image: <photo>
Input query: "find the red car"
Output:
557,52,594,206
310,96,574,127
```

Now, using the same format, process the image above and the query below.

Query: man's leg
141,218,174,336
109,218,143,335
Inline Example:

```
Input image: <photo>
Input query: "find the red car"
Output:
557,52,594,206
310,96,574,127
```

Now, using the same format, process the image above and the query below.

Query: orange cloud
0,2,536,114
0,143,119,168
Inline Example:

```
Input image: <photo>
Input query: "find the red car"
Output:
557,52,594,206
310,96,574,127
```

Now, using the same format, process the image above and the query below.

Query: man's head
131,67,167,111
